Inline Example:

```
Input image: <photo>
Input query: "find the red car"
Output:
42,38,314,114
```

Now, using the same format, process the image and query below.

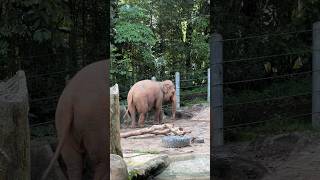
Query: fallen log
120,124,191,138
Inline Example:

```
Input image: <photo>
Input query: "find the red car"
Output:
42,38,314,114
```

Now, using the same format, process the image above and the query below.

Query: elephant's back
56,60,108,131
63,60,107,97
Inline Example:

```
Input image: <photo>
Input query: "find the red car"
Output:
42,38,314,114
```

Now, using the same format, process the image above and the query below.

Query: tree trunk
110,84,123,157
0,71,30,180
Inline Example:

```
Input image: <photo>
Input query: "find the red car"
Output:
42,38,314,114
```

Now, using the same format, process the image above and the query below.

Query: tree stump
110,84,123,157
0,71,30,180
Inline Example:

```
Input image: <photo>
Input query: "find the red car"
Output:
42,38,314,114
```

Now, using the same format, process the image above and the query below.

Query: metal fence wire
28,59,210,128
211,22,320,146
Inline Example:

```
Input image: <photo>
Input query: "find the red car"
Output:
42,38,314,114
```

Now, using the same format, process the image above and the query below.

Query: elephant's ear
161,82,170,94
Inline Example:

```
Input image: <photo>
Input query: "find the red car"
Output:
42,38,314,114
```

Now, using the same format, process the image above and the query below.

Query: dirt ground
213,131,320,180
120,104,210,156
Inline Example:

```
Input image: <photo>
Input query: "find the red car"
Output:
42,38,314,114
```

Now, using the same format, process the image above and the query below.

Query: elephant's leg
154,98,163,124
61,135,84,180
130,109,137,128
155,107,161,124
83,128,107,180
138,113,146,127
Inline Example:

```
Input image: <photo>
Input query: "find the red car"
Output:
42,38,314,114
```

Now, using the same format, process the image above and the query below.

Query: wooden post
313,22,320,128
175,72,180,109
0,71,30,180
211,33,224,146
207,68,210,102
110,84,123,157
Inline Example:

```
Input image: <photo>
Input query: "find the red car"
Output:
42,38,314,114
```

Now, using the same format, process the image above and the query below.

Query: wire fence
1,53,98,131
118,69,210,109
211,23,319,145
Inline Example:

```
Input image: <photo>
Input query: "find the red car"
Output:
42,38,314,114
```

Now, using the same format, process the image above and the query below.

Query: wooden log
0,71,30,180
120,124,171,138
120,124,191,138
110,84,123,157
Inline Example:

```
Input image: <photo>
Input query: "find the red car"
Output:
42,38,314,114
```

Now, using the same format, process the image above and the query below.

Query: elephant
41,60,108,180
124,79,176,128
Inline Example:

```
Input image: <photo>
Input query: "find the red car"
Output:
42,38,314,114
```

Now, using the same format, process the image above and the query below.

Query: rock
110,154,129,180
192,137,205,144
31,140,67,180
154,154,210,180
212,154,268,180
124,153,169,180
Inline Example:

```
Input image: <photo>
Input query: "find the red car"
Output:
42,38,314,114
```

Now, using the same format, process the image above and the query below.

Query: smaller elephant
124,79,176,128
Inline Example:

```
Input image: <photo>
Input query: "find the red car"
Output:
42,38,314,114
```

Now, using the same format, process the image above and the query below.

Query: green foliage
111,0,209,95
128,169,139,180
115,23,156,45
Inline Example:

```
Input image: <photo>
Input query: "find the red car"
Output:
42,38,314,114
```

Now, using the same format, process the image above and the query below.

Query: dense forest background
0,0,107,135
212,0,320,141
110,0,210,104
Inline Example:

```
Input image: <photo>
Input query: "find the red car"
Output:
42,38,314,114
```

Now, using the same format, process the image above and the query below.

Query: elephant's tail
40,105,73,180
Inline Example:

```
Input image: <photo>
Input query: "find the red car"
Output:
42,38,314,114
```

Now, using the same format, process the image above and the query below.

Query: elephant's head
161,80,176,119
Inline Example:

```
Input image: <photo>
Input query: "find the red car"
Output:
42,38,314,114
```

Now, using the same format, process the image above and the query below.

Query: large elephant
41,60,108,180
124,79,176,128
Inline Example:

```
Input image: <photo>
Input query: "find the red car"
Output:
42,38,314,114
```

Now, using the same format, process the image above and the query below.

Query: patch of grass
180,86,208,105
128,169,139,180
183,97,208,106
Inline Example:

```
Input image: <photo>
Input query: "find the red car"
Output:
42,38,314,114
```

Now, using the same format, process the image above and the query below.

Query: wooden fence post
211,33,224,146
110,84,123,157
313,21,320,128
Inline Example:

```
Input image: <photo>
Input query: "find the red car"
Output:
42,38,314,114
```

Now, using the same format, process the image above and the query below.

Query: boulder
31,140,67,180
124,153,169,180
110,154,129,180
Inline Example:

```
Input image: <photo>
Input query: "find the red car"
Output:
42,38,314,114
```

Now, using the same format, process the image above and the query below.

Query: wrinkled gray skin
124,80,176,128
41,60,108,180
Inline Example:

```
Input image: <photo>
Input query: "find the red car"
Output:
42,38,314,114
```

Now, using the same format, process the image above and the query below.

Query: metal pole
211,33,224,146
313,22,320,128
207,68,210,102
175,72,180,109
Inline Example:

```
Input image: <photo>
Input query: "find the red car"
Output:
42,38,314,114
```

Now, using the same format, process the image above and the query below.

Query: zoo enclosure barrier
211,21,320,146
118,68,211,113
6,53,96,131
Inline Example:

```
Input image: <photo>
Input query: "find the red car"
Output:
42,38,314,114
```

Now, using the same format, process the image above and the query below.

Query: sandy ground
120,106,210,156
